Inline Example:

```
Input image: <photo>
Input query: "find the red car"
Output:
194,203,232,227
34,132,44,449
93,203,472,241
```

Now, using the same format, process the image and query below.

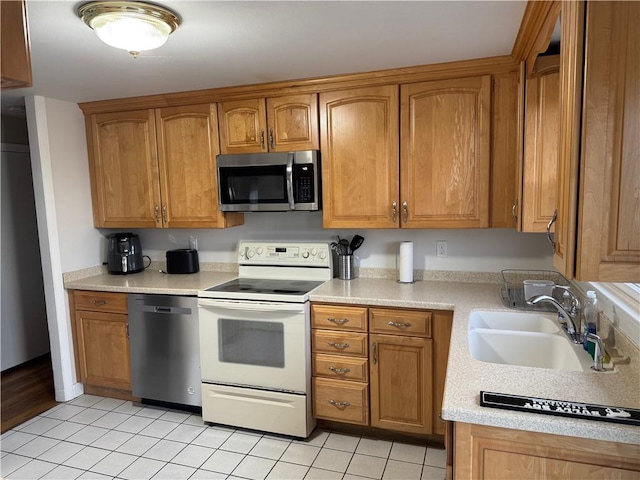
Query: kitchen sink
468,310,561,333
468,310,596,372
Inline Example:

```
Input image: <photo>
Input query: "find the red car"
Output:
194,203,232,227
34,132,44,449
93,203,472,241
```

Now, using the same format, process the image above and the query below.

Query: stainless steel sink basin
468,310,596,372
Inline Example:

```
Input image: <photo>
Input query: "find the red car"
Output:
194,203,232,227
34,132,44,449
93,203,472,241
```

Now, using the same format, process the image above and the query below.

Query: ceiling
1,1,528,113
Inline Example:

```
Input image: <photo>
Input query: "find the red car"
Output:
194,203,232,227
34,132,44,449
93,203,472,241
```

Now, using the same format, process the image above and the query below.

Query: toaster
166,249,199,274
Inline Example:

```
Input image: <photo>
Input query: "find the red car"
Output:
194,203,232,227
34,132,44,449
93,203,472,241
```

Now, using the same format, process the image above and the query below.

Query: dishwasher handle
135,305,193,315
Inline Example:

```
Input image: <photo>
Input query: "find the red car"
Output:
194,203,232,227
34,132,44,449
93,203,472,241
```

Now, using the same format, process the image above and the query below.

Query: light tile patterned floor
0,395,446,480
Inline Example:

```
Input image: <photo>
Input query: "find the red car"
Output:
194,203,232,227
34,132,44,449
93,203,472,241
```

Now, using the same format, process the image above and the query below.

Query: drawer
312,304,368,332
369,308,432,337
313,354,368,382
312,330,368,357
313,377,369,425
73,290,128,314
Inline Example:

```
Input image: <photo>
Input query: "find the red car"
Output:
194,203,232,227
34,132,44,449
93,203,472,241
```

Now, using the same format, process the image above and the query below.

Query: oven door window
219,165,288,204
218,319,285,368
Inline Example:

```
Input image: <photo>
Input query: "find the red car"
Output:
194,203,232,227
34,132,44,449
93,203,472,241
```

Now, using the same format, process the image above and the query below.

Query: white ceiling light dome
77,1,181,58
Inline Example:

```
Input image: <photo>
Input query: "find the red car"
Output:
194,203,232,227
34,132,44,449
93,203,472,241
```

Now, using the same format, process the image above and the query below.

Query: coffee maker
107,233,144,274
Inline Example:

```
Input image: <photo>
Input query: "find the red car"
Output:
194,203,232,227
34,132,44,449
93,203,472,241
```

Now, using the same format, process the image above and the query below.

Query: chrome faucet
527,288,582,344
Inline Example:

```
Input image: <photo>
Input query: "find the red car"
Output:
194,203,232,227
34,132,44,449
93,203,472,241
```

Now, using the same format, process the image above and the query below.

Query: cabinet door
575,1,640,282
0,0,32,89
521,56,560,232
369,334,433,434
401,76,491,228
218,98,267,153
267,94,319,151
76,310,131,390
156,104,242,228
320,85,400,228
88,110,161,228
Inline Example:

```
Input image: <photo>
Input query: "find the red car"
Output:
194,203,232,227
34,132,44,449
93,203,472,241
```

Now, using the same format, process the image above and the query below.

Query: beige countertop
64,271,640,444
310,278,640,445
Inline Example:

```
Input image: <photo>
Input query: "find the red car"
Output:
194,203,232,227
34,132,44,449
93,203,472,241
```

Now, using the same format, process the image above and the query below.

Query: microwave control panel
294,164,315,203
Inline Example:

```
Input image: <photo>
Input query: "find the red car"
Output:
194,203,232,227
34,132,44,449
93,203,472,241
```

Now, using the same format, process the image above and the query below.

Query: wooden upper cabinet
218,94,319,154
218,98,267,153
89,110,161,228
1,0,32,89
320,85,400,229
400,75,491,228
267,94,319,151
156,104,238,228
575,1,640,282
521,55,560,232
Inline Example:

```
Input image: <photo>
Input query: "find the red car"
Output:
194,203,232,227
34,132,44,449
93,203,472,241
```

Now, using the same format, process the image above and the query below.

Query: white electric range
197,241,332,438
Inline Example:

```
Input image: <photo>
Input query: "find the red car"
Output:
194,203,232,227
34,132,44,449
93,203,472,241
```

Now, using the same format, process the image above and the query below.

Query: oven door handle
198,298,305,313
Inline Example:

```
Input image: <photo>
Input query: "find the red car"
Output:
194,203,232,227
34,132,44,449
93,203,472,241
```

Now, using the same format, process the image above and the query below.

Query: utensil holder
338,254,355,280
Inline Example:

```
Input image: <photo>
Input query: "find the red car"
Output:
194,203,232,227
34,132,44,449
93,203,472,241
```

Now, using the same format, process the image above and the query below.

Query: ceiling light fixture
76,1,181,58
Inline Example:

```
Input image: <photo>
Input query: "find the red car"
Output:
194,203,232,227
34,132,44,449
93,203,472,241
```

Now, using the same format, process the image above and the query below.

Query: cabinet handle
162,204,168,223
402,201,408,223
126,322,130,339
392,201,397,222
260,129,266,150
154,205,160,223
547,210,557,251
512,200,518,222
327,317,349,325
372,342,377,364
327,342,349,350
269,128,274,150
388,321,412,328
92,299,107,306
328,366,351,375
328,399,351,408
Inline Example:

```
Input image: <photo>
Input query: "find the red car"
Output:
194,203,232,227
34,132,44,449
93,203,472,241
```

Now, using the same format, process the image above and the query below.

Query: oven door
198,298,309,393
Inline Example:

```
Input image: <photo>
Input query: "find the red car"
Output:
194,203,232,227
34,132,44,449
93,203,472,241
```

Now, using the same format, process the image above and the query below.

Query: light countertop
64,271,640,444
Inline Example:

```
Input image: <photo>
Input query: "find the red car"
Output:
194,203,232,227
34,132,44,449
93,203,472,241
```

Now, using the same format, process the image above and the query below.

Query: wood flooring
1,353,57,433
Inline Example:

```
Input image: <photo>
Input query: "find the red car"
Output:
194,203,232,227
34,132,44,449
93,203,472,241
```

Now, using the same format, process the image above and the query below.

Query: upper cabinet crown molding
511,1,561,65
1,0,33,89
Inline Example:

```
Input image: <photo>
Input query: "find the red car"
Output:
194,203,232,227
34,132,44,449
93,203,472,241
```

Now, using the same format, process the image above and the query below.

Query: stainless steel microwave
217,151,321,212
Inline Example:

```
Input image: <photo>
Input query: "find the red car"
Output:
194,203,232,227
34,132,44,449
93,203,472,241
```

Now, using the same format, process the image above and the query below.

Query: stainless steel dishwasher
128,294,201,407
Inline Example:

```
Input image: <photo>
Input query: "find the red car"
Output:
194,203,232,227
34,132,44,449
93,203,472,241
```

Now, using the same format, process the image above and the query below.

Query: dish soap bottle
582,290,598,358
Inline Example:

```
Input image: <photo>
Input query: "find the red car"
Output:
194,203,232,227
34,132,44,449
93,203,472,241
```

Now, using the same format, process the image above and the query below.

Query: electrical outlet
189,236,198,250
436,240,448,258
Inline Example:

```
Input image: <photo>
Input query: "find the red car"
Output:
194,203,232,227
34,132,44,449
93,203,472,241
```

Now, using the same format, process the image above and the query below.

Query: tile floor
1,395,446,480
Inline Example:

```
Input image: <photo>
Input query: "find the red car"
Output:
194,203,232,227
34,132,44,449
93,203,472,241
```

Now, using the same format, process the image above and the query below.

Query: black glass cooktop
204,278,325,296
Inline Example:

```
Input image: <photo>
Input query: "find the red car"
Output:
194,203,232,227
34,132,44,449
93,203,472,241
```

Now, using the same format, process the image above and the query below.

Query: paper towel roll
398,241,414,283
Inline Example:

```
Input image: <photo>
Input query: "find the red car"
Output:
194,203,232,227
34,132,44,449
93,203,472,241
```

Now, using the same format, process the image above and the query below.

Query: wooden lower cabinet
454,422,640,479
370,334,433,434
311,302,452,439
70,290,132,394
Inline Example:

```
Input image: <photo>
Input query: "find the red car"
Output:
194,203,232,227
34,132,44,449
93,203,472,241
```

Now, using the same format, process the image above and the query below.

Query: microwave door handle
286,153,295,210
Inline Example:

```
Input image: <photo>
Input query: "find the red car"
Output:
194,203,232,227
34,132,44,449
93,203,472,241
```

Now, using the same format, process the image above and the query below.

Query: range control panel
238,241,331,267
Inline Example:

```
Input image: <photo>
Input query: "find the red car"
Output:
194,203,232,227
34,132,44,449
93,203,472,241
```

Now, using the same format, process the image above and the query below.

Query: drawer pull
327,342,349,350
328,399,351,408
328,317,349,325
93,300,107,306
328,366,351,375
388,321,412,328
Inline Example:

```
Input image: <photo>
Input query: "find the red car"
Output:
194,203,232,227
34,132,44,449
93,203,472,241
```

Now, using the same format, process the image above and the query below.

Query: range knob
247,249,255,258
319,250,327,260
310,248,317,256
302,250,310,258
256,247,263,255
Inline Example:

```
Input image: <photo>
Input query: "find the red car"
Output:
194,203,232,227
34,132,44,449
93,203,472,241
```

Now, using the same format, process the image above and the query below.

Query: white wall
27,96,101,401
1,145,49,371
119,212,554,272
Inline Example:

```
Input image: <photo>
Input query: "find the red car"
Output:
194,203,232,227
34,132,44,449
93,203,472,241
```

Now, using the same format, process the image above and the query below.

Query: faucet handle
553,285,581,310
586,333,605,371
